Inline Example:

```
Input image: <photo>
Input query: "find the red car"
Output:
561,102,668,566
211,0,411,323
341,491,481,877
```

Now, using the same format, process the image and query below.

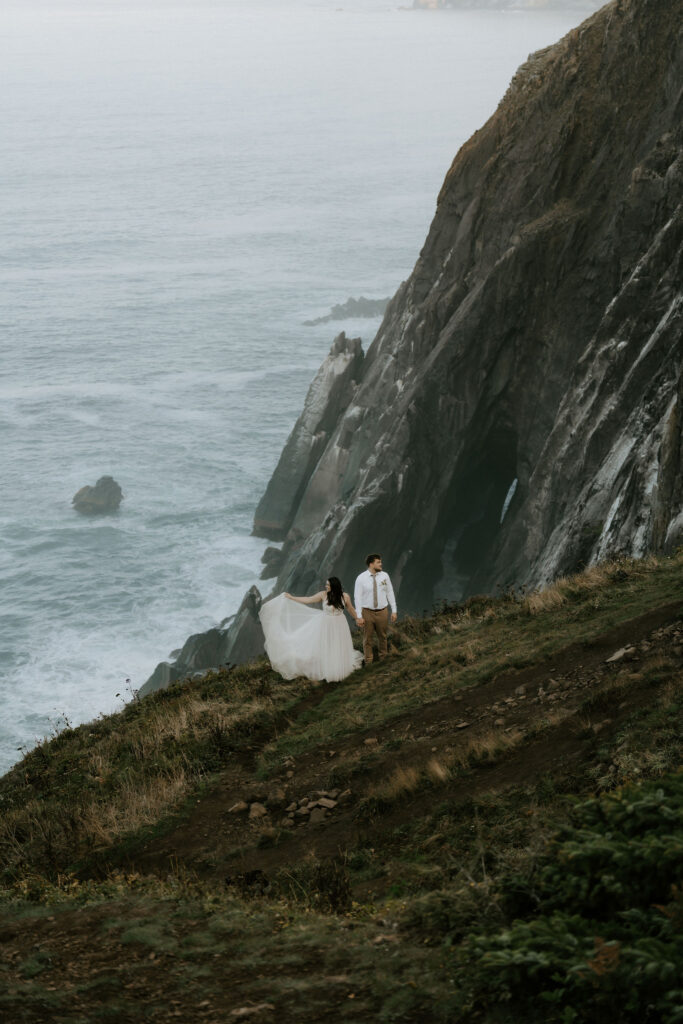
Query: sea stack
72,476,123,515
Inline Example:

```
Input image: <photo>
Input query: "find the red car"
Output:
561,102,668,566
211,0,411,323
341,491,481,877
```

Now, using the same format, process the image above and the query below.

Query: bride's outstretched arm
285,591,325,604
343,593,358,618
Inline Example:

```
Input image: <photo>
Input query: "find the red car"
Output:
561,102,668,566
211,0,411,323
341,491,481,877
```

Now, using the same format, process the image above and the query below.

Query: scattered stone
456,722,470,730
294,807,310,818
546,678,560,692
328,789,340,800
309,807,327,824
364,737,378,747
494,718,505,727
249,803,268,820
229,1005,275,1019
266,789,286,809
337,789,352,803
285,801,298,813
286,770,294,778
280,817,295,828
606,646,636,663
228,801,249,814
514,685,527,696
317,797,338,810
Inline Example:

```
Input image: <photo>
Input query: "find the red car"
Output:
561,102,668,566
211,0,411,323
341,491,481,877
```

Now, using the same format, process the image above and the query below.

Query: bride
259,576,362,682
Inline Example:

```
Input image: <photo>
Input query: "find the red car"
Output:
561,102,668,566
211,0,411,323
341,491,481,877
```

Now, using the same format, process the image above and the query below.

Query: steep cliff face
260,0,683,613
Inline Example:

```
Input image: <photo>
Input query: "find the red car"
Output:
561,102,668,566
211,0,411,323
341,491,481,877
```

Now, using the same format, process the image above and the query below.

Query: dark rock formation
72,476,123,515
257,0,682,613
253,332,365,540
259,546,284,580
140,586,264,697
303,296,390,327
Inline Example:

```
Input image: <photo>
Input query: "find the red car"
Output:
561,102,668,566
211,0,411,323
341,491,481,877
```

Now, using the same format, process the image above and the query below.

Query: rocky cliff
143,0,682,691
260,0,682,614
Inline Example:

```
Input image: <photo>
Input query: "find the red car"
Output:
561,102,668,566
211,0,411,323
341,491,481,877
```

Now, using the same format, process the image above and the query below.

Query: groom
354,554,397,665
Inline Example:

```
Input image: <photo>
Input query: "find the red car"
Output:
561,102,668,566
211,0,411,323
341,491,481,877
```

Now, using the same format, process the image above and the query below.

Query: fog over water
1,0,587,773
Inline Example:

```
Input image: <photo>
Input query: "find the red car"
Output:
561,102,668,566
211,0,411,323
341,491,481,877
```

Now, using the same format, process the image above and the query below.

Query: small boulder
72,475,123,515
249,802,268,820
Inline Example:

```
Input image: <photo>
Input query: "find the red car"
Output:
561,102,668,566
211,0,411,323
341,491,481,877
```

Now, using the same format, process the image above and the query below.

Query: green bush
456,773,683,1022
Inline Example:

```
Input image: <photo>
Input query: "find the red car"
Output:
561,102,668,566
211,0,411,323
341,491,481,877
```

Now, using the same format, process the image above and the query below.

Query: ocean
1,0,587,773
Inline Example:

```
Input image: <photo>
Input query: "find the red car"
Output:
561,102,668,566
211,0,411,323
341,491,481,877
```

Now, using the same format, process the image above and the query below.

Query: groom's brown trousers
362,607,389,663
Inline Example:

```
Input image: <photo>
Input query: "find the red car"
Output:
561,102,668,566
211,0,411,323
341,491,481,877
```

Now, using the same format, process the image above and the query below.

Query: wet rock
140,585,265,697
72,475,123,515
259,546,284,581
303,295,390,327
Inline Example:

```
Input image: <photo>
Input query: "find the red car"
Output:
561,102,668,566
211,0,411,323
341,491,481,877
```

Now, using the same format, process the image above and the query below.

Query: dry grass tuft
425,757,451,784
369,765,421,801
523,584,568,616
451,729,524,769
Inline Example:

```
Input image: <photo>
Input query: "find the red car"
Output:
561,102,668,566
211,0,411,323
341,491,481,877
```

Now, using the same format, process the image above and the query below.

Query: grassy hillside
1,553,682,1023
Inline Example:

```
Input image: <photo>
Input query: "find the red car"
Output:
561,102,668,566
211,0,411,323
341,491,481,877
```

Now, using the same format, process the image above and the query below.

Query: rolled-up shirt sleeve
385,574,397,614
354,574,363,615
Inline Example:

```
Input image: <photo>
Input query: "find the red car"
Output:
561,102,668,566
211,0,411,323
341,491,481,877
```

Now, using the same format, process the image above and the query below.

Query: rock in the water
139,585,265,697
303,296,390,327
72,476,123,515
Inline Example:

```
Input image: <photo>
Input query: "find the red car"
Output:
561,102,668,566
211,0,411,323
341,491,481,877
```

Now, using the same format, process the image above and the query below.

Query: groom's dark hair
366,553,381,566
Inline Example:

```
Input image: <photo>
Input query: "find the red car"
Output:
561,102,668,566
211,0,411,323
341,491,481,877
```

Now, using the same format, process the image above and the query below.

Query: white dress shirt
354,569,397,615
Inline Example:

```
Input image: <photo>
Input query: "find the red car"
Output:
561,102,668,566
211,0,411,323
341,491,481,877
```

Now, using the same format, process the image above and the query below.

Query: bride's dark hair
326,576,345,610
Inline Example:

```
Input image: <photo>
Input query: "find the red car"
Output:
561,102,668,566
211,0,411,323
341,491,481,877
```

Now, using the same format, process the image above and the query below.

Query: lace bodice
322,600,344,616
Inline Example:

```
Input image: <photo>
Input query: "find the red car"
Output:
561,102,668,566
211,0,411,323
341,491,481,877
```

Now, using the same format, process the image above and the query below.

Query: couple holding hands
258,554,397,683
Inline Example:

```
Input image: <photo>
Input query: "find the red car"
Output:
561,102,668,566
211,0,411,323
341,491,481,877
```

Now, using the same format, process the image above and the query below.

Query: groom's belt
362,605,389,613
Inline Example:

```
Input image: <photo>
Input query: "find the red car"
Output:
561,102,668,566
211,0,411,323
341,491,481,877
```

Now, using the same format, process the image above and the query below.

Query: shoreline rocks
139,585,265,696
303,296,390,327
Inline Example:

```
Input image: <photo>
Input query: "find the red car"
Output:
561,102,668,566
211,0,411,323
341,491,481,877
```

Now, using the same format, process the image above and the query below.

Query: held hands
391,613,397,623
356,617,364,627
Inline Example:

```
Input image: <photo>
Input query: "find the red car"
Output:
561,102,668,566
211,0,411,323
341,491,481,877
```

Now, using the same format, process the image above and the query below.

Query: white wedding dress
259,594,362,682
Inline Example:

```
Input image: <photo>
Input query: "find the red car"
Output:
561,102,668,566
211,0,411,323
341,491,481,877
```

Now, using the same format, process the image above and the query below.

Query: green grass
0,553,681,1023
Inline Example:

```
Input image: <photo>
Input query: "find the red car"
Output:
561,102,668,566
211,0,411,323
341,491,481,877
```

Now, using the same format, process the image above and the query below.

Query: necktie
372,574,378,609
